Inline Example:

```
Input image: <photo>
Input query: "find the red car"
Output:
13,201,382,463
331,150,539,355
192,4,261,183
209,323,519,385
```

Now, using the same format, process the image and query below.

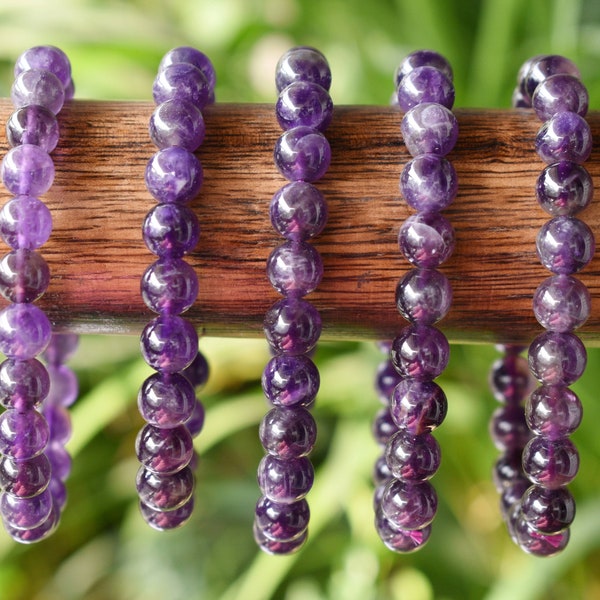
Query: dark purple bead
259,407,317,459
0,195,53,250
374,360,402,405
0,454,51,498
140,315,198,373
266,241,323,297
395,50,453,86
45,364,78,407
49,477,67,511
0,304,52,360
159,47,216,91
153,63,211,108
379,479,437,530
262,354,320,408
514,513,570,556
521,55,580,101
520,485,575,534
253,520,308,555
140,496,194,530
1,145,54,196
43,333,79,366
373,454,392,487
528,331,586,385
143,203,200,258
535,112,592,164
500,477,531,518
372,408,398,446
512,86,531,108
136,423,194,475
3,502,59,543
532,74,588,120
14,46,72,89
398,212,455,268
138,372,196,428
145,147,203,204
390,378,447,433
257,455,314,503
263,297,321,355
396,66,454,111
181,350,210,389
522,436,579,489
149,99,205,151
184,399,205,437
276,81,333,131
375,507,432,553
45,442,71,481
395,268,452,325
400,154,457,211
489,405,530,451
533,274,590,332
141,257,198,315
489,353,533,404
536,162,592,216
274,127,331,182
526,385,582,439
401,103,458,156
0,487,53,530
6,106,59,152
385,431,440,482
136,465,194,511
275,47,331,93
254,496,309,541
0,249,50,303
43,403,71,445
0,358,49,411
390,325,450,381
11,70,65,114
493,450,526,492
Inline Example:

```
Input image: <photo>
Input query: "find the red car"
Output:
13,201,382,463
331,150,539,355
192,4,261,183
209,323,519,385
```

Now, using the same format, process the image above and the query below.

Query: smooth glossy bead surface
3,503,58,543
514,514,570,556
526,385,582,439
374,360,403,405
136,466,195,511
379,479,437,530
400,154,457,212
520,485,575,533
536,162,592,216
274,127,331,182
489,353,532,404
262,354,320,408
181,350,210,389
385,431,440,481
521,55,580,101
142,203,200,258
135,424,194,474
396,66,454,111
372,408,397,446
253,520,308,555
44,404,71,445
390,379,447,433
0,249,50,303
401,103,458,156
398,212,455,268
0,409,49,460
391,325,450,381
0,303,52,360
11,70,65,114
44,442,71,481
395,268,452,325
158,47,216,90
145,147,203,204
45,364,78,407
140,497,194,531
0,487,53,530
43,333,79,366
275,46,331,93
535,112,592,164
266,241,323,297
522,436,579,488
14,46,72,88
395,50,453,86
0,196,52,250
489,405,530,451
141,257,198,315
149,99,205,151
1,145,54,196
276,81,333,131
259,407,317,459
257,455,314,503
493,450,526,492
153,63,211,108
138,372,196,428
532,74,588,120
0,358,49,411
6,105,59,152
532,275,590,332
184,398,205,437
375,508,432,553
254,496,309,541
0,454,51,498
528,331,586,385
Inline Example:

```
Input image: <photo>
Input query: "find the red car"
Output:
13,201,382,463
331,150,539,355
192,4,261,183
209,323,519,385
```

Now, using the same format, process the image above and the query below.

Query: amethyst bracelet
136,47,215,530
0,45,77,542
253,46,332,555
374,50,456,553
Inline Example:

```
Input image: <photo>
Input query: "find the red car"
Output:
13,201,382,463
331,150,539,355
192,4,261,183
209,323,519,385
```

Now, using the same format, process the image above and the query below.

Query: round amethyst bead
0,249,50,303
158,47,216,91
1,145,54,197
143,203,200,258
395,268,452,325
375,509,432,553
45,442,71,481
149,99,205,151
522,436,579,489
257,455,314,503
274,126,331,182
385,430,441,482
14,46,72,89
390,378,447,434
136,465,195,511
138,372,196,428
536,162,592,216
0,454,51,498
520,485,575,534
45,364,78,408
400,154,458,211
6,105,59,152
372,408,397,446
135,424,194,475
253,521,308,555
266,241,323,297
44,404,71,445
535,112,592,164
489,405,530,451
275,47,331,93
521,55,580,101
526,385,582,439
401,103,458,156
140,496,194,531
0,409,49,460
0,487,53,530
184,398,205,437
43,333,79,366
0,196,53,250
11,70,65,115
276,81,333,131
254,496,309,542
493,449,526,491
0,303,52,360
395,50,453,87
0,358,49,411
528,331,586,385
489,353,532,404
379,479,437,530
398,212,455,268
145,147,203,204
181,350,210,389
396,66,454,111
375,360,403,405
532,75,589,121
3,502,59,543
153,63,211,108
259,407,317,459
262,354,320,408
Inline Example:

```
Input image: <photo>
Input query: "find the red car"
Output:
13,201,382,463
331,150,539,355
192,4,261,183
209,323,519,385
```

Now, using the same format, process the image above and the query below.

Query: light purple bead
395,268,452,325
140,315,198,373
536,162,592,216
276,81,333,131
45,442,71,481
0,454,51,498
522,436,579,489
11,70,65,115
253,520,308,555
270,182,327,241
526,385,582,439
372,408,397,446
0,487,53,530
379,479,437,530
0,358,49,411
136,424,194,474
263,297,322,355
184,399,205,437
0,409,49,460
257,455,314,503
254,496,309,542
385,430,440,482
401,103,458,156
400,154,458,211
138,372,196,428
489,353,533,404
0,249,50,303
141,257,198,315
140,496,194,531
520,485,575,534
532,74,588,120
521,55,580,101
535,112,592,164
149,99,205,151
0,195,53,250
3,501,59,543
274,127,331,182
159,47,216,91
43,332,79,366
0,303,52,360
398,213,455,268
49,477,67,511
276,46,331,93
262,354,320,408
514,512,570,556
395,50,453,86
533,274,590,332
375,507,432,553
375,360,402,405
145,147,203,204
45,364,78,407
390,379,447,434
6,106,59,152
266,241,323,297
396,66,454,111
153,63,211,108
528,331,586,385
181,350,210,389
143,203,199,258
1,145,54,196
44,404,71,445
489,405,530,451
259,407,317,459
14,46,72,89
136,465,195,511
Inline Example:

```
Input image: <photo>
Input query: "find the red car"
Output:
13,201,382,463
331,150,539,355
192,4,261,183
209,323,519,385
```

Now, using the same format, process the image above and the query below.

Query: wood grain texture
0,99,599,345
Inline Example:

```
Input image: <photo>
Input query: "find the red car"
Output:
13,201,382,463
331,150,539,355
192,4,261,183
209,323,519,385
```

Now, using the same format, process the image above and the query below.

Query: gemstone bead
259,407,317,459
262,354,320,408
135,424,194,474
181,350,210,389
184,399,205,437
0,409,49,460
253,521,308,555
520,485,575,534
0,454,51,498
396,66,455,111
6,105,59,152
1,145,54,196
266,241,323,297
372,408,397,446
158,47,216,91
522,436,579,488
389,378,447,435
11,70,65,114
254,496,309,541
373,454,392,487
136,465,195,511
532,74,589,121
257,455,314,503
0,303,52,360
276,81,333,131
493,449,526,491
44,404,71,445
138,372,196,428
145,147,203,204
45,364,78,407
395,268,452,325
535,112,592,164
0,487,53,530
525,385,582,439
0,358,49,411
489,353,532,404
398,212,455,268
374,508,432,553
274,126,331,182
489,405,530,451
0,249,50,303
528,331,586,385
149,99,205,151
395,50,453,86
153,63,211,108
501,478,531,518
3,503,58,543
401,103,458,156
43,333,79,366
0,196,53,250
521,55,580,101
379,479,437,530
375,360,403,405
142,203,200,258
45,442,71,481
536,162,592,216
14,46,72,89
275,46,331,93
140,496,194,531
514,514,570,557
400,154,458,211
385,430,441,481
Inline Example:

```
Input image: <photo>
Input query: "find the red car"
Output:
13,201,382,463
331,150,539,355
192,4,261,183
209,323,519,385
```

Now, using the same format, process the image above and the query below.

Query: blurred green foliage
0,0,599,599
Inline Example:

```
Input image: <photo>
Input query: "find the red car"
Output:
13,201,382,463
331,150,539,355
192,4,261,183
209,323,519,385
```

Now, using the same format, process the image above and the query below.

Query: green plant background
0,0,599,599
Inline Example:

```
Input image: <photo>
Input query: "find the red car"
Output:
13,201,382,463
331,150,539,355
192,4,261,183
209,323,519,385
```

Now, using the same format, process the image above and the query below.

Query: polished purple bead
512,86,531,108
255,496,309,541
138,372,196,428
3,502,59,543
0,454,51,498
141,257,198,315
43,333,79,366
533,274,590,332
0,249,50,303
260,407,316,459
149,99,205,151
532,75,588,121
276,81,333,131
262,354,320,408
45,442,71,481
136,424,194,475
0,409,49,460
266,241,323,297
136,465,195,511
390,378,447,433
493,450,526,492
143,203,200,258
270,182,327,241
253,520,308,555
0,195,53,250
396,268,452,325
14,46,72,89
395,50,453,86
153,63,211,108
6,106,59,152
375,508,432,553
535,112,592,164
396,66,454,111
375,359,403,405
0,487,53,530
489,405,530,451
379,479,437,530
390,325,450,381
0,304,52,360
401,103,458,156
43,404,71,445
145,147,203,204
45,364,78,407
400,155,458,212
500,478,531,518
514,513,570,556
184,399,205,437
398,212,455,268
257,455,314,503
528,331,586,385
385,430,440,482
536,162,592,216
0,358,49,411
372,408,398,446
489,353,533,404
49,477,67,511
140,315,198,373
373,454,392,488
140,496,194,531
522,436,579,489
1,145,54,196
159,47,216,91
526,385,582,439
11,70,65,114
520,485,575,534
263,297,321,355
521,55,580,101
181,350,210,389
276,46,331,93
274,127,331,182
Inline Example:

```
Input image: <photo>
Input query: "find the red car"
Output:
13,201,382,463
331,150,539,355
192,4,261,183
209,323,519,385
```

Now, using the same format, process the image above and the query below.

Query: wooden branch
0,99,599,345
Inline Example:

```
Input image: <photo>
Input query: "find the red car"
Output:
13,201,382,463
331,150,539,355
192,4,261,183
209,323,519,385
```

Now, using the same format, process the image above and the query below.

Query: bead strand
375,50,456,552
136,46,215,530
0,46,74,543
254,46,332,555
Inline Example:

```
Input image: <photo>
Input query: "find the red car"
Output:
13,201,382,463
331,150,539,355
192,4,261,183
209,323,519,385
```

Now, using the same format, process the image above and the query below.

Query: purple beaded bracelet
373,50,457,553
136,46,215,530
253,46,332,555
0,45,78,543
